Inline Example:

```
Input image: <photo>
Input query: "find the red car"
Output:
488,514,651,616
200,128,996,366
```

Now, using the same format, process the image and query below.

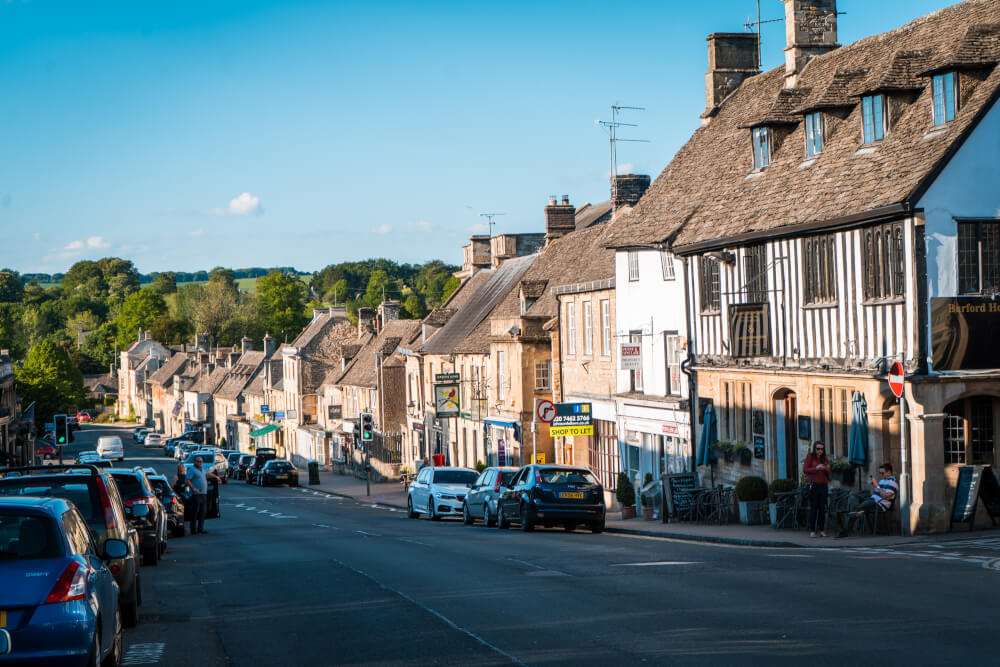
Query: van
96,435,125,462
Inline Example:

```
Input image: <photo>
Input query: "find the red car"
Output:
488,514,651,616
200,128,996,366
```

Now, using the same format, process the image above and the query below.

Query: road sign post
889,361,911,536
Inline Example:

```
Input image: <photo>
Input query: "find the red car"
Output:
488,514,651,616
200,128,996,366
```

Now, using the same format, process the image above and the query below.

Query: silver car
462,467,520,526
406,467,479,520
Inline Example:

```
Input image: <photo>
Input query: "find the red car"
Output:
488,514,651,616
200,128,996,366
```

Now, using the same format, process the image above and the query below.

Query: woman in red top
803,441,831,537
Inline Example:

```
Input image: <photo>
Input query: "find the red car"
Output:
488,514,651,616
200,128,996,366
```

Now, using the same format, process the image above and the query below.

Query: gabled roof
147,353,187,387
214,351,266,401
574,201,613,230
337,319,422,389
607,0,1000,251
190,366,228,395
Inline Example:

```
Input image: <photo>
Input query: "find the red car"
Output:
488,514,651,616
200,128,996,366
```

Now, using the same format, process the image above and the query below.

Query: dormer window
861,95,886,143
751,127,771,169
932,72,957,125
805,112,824,156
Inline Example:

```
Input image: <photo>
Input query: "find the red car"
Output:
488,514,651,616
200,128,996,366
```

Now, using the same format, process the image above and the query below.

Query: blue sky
0,0,954,274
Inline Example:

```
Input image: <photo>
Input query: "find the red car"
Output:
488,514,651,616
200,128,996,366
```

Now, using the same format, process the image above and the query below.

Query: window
534,360,550,391
862,94,886,143
588,420,621,490
583,301,593,355
752,126,770,169
932,72,957,126
862,222,905,301
805,112,823,156
699,257,721,312
665,334,683,397
566,302,576,355
660,250,676,280
628,251,640,281
629,331,643,393
722,380,752,443
743,244,767,302
803,235,838,304
957,220,1000,295
944,397,995,466
496,350,505,402
600,300,611,356
816,387,851,458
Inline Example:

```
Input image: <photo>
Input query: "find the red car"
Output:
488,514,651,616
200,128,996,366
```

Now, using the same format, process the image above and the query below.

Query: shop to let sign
549,402,593,437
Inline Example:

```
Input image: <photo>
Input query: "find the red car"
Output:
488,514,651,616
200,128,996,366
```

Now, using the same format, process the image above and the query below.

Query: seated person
836,463,898,538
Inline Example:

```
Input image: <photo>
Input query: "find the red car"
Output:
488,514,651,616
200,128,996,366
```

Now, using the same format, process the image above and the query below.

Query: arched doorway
772,389,798,480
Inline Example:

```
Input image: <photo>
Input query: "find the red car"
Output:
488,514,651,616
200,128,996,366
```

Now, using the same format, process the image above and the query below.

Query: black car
497,465,606,533
108,469,168,566
147,474,186,537
462,466,520,526
257,460,299,487
245,448,278,485
234,454,255,480
0,464,143,627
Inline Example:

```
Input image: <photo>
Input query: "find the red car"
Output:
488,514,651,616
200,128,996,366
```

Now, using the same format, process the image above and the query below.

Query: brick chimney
358,308,376,337
612,174,651,210
545,195,575,244
263,332,276,358
703,33,759,121
377,301,400,332
241,336,253,355
782,0,839,88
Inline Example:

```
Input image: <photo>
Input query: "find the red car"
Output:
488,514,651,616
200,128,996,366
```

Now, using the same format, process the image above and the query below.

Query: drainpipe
680,256,698,474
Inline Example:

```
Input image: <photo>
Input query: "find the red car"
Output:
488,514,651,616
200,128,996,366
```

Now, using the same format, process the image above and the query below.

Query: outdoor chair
772,487,808,529
826,487,851,532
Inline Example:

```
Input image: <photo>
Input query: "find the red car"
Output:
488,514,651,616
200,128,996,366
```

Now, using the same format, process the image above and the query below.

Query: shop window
943,396,996,466
588,420,621,490
816,386,851,458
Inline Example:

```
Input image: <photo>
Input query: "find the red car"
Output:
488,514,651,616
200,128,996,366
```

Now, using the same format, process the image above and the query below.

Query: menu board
665,473,698,518
950,465,1000,529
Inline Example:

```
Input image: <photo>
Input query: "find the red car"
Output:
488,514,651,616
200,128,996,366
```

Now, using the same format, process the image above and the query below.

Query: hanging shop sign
619,343,642,371
931,297,1000,371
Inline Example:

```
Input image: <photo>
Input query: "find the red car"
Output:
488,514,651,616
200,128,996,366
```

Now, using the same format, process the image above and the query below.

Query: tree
115,289,168,349
15,339,86,424
0,270,24,303
150,313,192,345
82,322,117,369
402,294,428,319
62,261,107,300
149,272,177,295
256,271,308,344
208,267,236,289
194,280,239,345
64,311,101,343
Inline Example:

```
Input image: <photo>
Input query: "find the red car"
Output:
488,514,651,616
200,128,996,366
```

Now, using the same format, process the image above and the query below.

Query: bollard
308,461,320,485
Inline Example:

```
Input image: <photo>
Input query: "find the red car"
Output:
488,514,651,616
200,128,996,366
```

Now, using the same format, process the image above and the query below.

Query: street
69,426,998,666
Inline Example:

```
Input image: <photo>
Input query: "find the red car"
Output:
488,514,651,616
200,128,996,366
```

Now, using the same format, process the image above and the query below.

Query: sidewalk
305,469,409,509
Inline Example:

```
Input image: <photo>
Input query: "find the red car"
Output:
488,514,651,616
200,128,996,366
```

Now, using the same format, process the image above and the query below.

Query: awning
484,418,518,428
250,424,280,438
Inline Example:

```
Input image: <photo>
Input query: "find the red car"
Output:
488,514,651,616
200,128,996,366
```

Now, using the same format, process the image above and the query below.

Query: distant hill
26,267,310,287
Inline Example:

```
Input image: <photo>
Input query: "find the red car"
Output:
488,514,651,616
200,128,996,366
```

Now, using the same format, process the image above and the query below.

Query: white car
96,435,125,462
144,433,163,447
406,466,479,520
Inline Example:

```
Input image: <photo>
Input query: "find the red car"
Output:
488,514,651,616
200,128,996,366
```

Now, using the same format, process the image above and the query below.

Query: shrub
830,457,853,473
768,478,798,503
735,475,768,502
616,472,635,506
474,460,486,473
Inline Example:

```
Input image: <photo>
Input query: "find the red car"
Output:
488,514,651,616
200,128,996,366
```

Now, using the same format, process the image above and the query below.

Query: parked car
234,454,255,480
33,440,58,461
175,442,203,461
164,438,195,458
183,451,228,481
144,433,163,448
0,464,142,627
135,430,153,445
146,474,186,538
406,467,479,520
257,460,299,487
462,466,520,526
496,465,606,533
0,496,126,665
108,469,168,566
225,453,243,479
132,427,149,441
245,448,278,485
76,453,112,469
75,410,92,422
180,465,221,523
96,435,125,462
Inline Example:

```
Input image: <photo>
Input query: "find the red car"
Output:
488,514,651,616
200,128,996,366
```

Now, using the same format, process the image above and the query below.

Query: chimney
782,0,839,88
312,307,329,321
358,308,375,337
109,362,116,378
703,33,760,120
330,305,348,320
241,336,253,355
195,333,209,351
263,333,276,358
545,195,576,243
612,174,651,210
378,300,400,330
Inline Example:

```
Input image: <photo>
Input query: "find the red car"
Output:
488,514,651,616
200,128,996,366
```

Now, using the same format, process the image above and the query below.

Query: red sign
535,399,556,424
888,361,904,398
662,424,679,435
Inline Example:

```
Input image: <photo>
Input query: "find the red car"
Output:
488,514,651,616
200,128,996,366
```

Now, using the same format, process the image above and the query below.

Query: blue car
0,497,126,666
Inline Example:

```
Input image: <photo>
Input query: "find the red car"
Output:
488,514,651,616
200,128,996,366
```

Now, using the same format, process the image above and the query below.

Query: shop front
615,396,691,488
484,418,522,467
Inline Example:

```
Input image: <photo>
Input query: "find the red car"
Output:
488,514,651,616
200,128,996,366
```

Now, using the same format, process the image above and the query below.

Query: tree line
21,266,307,286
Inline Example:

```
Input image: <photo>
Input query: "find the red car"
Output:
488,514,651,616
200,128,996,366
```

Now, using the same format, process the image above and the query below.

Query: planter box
738,499,768,525
737,449,752,466
642,507,656,520
621,506,636,520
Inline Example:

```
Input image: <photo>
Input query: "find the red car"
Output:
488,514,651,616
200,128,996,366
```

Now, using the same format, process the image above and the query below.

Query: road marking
524,570,570,577
353,530,380,537
122,642,166,665
507,558,546,570
769,554,814,558
330,557,525,666
984,558,1000,572
610,561,699,567
398,537,430,546
200,579,222,585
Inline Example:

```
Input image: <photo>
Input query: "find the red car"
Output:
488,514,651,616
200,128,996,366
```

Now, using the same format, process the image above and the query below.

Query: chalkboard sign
950,465,1000,529
665,473,699,518
752,409,765,436
753,435,766,460
798,415,811,441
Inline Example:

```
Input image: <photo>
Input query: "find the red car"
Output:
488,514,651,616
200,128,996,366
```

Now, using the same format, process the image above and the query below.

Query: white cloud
371,224,393,234
407,220,434,232
211,192,262,216
64,240,84,250
188,228,206,238
603,163,635,178
86,236,110,249
33,232,41,241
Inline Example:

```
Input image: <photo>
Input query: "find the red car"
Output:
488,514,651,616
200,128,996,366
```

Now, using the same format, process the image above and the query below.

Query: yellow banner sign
549,425,594,437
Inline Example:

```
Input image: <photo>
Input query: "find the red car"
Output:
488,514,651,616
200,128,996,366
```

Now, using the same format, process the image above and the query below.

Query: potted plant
713,441,734,462
640,491,657,519
768,478,798,527
830,458,855,485
616,472,636,519
731,442,752,465
735,475,768,524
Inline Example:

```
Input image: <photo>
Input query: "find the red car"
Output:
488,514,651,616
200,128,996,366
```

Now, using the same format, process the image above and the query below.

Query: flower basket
621,506,636,520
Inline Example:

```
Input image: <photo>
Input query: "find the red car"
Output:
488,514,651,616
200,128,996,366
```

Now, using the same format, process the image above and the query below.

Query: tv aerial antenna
479,212,505,238
744,2,845,69
596,104,648,212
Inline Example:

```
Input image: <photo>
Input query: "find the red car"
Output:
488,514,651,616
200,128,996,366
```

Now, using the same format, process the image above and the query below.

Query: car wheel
589,518,605,534
142,539,158,566
520,504,534,532
43,454,51,460
102,606,123,667
497,504,510,529
484,503,496,528
428,497,440,521
563,523,576,532
462,503,473,525
407,496,418,519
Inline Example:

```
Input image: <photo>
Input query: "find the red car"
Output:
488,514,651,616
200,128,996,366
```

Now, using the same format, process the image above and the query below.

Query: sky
0,0,957,274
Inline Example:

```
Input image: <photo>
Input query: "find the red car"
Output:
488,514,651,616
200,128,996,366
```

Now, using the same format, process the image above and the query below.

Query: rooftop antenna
596,104,648,212
479,212,505,238
744,2,845,70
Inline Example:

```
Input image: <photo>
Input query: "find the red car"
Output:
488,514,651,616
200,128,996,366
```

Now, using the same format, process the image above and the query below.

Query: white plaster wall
614,249,689,398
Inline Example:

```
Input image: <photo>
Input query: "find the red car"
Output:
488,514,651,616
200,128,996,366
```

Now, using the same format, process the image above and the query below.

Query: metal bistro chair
773,486,809,530
826,487,851,534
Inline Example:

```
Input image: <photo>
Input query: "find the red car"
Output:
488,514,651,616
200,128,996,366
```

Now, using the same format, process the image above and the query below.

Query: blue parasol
697,404,718,468
849,391,868,487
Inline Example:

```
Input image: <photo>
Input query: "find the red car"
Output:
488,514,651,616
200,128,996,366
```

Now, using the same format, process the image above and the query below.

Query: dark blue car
0,496,126,666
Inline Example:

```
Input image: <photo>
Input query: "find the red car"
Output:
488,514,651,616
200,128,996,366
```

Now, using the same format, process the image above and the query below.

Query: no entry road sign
889,361,904,398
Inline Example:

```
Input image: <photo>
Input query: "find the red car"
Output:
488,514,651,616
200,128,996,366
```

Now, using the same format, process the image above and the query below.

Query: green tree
62,260,107,300
115,289,168,349
256,271,308,344
82,322,118,369
194,280,239,345
15,339,86,424
0,270,24,303
149,272,177,295
21,304,62,347
64,311,101,343
150,313,192,345
208,267,236,289
0,303,26,359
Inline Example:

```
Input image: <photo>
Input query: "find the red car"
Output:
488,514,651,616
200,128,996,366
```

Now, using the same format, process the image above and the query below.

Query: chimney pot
544,195,576,243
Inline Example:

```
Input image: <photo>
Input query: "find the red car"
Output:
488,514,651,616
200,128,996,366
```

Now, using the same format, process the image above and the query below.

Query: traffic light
360,412,374,442
53,414,68,446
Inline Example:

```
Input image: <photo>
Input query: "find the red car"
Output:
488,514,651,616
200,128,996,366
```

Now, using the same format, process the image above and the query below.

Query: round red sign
888,361,904,398
535,400,556,424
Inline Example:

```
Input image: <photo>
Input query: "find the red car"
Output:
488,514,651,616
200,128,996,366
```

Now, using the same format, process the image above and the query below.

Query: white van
96,435,125,462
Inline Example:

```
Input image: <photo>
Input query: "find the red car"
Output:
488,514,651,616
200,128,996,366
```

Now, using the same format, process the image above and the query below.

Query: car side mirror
103,539,128,560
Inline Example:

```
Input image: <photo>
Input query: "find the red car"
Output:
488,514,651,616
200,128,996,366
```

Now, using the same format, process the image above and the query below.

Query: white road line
353,530,380,537
610,561,699,567
507,558,546,570
330,557,524,666
398,537,430,546
122,642,166,665
769,554,814,558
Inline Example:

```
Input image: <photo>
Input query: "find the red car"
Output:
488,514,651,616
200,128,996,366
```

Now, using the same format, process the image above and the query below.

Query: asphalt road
64,425,1000,666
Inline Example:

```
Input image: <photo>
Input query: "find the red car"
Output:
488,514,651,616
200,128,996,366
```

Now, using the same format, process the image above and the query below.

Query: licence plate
277,475,287,480
560,492,584,499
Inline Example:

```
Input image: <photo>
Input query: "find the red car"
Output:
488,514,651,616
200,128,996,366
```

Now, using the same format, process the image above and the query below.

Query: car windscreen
108,473,150,500
0,511,64,561
537,469,600,486
227,454,241,463
239,456,254,464
148,478,172,496
500,471,518,486
433,470,478,485
268,462,293,471
0,479,102,528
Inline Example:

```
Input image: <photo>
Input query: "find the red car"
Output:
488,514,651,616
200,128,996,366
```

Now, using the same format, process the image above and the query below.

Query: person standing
803,441,831,538
185,456,221,535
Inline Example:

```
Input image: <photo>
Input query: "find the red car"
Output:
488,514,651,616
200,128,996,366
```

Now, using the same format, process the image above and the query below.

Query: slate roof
419,254,536,356
190,366,228,394
214,351,266,401
147,353,187,387
574,201,613,230
606,0,1000,251
83,374,117,395
337,319,422,389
